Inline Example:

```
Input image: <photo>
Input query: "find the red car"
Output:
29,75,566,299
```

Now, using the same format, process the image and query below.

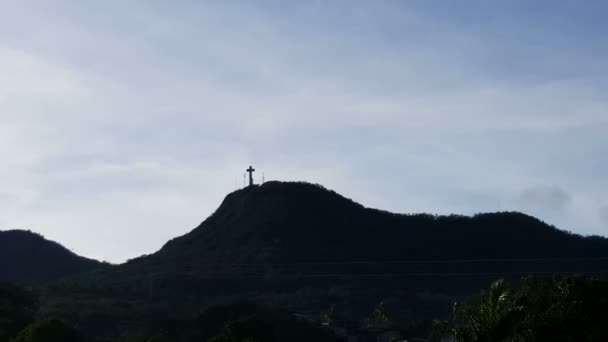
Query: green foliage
198,302,343,342
363,301,397,329
434,279,528,341
516,275,608,341
146,333,171,342
10,319,84,342
208,320,274,342
434,276,608,341
0,283,39,341
115,328,167,342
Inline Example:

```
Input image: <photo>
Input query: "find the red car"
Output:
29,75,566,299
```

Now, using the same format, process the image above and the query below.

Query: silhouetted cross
246,166,255,187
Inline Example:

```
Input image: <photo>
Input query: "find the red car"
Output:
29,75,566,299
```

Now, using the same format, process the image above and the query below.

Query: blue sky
1,1,607,262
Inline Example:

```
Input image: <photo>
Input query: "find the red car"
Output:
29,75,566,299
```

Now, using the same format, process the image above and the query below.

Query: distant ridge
0,230,107,283
44,181,608,335
76,181,608,290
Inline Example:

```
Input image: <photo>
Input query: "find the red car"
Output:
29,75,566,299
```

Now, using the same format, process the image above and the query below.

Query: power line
146,269,608,280
295,270,608,278
226,256,608,267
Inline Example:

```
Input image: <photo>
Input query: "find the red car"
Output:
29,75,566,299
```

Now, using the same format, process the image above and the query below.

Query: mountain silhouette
115,181,608,277
0,230,107,283
38,181,608,338
50,182,608,320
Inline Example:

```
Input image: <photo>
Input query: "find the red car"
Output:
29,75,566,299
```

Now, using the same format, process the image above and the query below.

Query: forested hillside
39,182,608,340
0,230,107,283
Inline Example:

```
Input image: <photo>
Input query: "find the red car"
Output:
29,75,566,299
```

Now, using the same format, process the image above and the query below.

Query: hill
44,182,608,338
97,181,608,282
0,230,107,283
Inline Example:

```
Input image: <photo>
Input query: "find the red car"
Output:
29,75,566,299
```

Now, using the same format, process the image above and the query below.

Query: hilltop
0,230,107,283
107,181,608,277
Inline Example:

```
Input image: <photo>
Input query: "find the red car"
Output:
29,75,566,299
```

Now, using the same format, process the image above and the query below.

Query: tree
363,301,397,329
435,279,528,342
10,319,84,342
433,276,608,342
0,283,39,341
146,333,171,342
516,275,608,341
208,319,275,342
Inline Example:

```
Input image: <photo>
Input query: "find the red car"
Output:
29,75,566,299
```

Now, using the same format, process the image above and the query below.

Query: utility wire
158,269,608,280
224,256,608,267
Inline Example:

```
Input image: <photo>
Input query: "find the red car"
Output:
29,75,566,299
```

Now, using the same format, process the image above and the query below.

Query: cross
246,165,255,187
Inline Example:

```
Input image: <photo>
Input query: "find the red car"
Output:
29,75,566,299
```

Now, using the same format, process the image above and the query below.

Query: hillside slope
0,230,107,283
120,181,608,277
58,182,608,303
45,182,608,337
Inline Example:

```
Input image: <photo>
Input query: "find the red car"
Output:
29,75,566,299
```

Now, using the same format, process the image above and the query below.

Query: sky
1,0,607,263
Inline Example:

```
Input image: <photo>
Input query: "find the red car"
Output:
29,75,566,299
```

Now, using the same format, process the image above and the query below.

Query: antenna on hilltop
262,172,265,184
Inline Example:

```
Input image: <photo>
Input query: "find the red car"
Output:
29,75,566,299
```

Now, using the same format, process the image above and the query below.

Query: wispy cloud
600,206,608,227
1,1,607,262
514,185,571,213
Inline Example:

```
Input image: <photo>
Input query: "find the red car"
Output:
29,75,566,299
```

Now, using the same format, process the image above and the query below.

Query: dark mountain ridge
0,230,107,283
43,181,608,338
125,181,608,273
59,181,608,301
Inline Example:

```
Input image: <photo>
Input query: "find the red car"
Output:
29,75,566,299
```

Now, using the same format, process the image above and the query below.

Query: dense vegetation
0,283,38,341
3,182,608,341
434,275,608,341
0,285,340,342
4,276,608,341
0,230,107,283
10,319,84,342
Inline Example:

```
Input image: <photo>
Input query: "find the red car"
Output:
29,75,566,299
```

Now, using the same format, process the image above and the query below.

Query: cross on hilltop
246,165,255,187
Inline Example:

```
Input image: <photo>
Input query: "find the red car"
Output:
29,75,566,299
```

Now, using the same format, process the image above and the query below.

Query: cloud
515,185,571,213
600,206,608,227
0,1,607,261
